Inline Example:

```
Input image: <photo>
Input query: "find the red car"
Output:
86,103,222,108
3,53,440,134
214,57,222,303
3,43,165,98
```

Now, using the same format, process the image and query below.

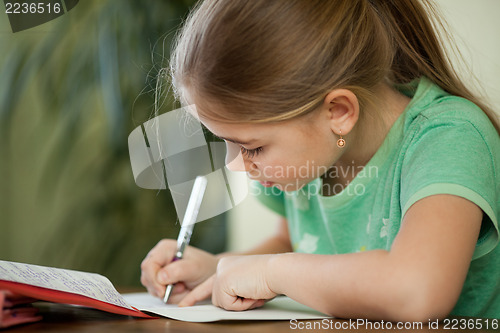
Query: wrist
266,252,291,295
214,251,240,262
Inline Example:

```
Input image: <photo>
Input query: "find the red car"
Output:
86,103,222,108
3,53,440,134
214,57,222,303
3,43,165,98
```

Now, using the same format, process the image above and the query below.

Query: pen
163,175,208,303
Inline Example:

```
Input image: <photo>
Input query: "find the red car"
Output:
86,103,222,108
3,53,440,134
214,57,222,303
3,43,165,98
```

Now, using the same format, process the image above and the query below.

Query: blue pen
163,175,208,303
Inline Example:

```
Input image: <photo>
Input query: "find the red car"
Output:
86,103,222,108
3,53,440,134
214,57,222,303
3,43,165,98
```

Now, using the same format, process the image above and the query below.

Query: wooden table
7,300,496,332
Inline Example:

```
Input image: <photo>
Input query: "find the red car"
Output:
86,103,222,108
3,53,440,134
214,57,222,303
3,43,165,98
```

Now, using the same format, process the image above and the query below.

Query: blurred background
0,0,499,288
0,0,229,287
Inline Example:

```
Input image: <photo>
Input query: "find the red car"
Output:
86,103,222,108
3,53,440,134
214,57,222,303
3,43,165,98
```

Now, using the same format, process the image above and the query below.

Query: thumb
178,275,214,307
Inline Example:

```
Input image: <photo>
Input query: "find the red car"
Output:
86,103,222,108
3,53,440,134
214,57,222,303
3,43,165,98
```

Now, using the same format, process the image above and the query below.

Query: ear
322,89,359,135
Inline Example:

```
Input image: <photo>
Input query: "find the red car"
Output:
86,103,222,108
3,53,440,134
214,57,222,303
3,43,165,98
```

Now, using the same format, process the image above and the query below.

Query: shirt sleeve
400,117,499,259
250,181,287,217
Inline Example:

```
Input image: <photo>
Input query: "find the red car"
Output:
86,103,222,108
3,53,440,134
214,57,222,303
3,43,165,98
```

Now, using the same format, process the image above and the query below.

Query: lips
259,181,274,187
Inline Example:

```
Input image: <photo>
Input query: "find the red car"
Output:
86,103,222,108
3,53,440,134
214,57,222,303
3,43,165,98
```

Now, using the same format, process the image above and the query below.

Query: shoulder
398,90,500,260
420,96,494,133
400,90,499,183
402,80,499,160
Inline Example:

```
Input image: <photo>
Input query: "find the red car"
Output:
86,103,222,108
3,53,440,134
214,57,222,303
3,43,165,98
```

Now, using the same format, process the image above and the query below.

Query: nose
225,142,252,172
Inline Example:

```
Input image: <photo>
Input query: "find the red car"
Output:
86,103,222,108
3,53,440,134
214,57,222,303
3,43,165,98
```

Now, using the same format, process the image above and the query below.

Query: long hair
170,0,500,132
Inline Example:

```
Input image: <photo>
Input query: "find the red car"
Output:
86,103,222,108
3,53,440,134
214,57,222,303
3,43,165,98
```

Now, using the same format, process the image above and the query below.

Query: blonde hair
169,0,499,132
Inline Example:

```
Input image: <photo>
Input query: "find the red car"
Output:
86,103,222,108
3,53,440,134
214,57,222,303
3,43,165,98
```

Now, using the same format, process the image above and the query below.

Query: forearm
242,234,293,255
267,251,427,322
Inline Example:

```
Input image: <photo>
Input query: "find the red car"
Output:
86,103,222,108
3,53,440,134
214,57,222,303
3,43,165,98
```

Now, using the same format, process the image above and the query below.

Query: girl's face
200,110,342,192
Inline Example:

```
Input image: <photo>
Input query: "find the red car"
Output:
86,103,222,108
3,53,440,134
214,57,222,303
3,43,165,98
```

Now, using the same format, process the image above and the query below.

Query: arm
270,194,482,321
195,194,482,321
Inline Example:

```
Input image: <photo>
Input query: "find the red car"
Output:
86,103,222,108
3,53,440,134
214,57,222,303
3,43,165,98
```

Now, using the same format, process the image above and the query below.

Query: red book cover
0,261,153,318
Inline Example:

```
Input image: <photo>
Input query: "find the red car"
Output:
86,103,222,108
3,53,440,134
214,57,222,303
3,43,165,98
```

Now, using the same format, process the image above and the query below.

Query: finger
155,282,188,304
216,295,261,312
248,299,267,310
145,285,164,299
212,284,264,312
157,259,199,286
171,282,187,295
166,289,190,304
178,275,214,307
153,256,199,299
141,239,179,296
140,262,165,298
147,239,178,265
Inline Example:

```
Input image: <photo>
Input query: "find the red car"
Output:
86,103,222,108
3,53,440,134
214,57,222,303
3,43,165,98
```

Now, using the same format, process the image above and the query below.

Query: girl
140,0,500,321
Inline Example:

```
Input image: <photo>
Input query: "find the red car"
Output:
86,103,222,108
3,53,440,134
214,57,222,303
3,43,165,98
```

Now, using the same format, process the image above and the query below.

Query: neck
322,84,410,194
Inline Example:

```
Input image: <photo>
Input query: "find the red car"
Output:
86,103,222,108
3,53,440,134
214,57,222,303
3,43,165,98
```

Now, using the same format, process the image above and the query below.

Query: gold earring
337,130,346,148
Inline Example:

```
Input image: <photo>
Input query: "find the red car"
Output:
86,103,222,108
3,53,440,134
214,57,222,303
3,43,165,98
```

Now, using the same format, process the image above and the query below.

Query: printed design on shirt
296,233,319,253
367,214,390,238
380,218,390,238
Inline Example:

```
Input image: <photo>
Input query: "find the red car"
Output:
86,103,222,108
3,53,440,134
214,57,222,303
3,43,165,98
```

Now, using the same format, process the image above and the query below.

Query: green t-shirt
253,77,500,319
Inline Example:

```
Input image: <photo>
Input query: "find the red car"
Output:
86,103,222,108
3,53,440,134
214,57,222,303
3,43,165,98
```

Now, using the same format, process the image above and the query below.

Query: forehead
183,94,322,142
199,113,321,148
199,116,272,142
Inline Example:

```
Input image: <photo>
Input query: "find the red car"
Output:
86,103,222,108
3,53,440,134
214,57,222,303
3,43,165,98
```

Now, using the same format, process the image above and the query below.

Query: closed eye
240,146,263,158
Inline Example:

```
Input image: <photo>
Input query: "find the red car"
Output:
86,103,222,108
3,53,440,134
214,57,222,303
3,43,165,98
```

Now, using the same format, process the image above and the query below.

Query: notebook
0,260,330,322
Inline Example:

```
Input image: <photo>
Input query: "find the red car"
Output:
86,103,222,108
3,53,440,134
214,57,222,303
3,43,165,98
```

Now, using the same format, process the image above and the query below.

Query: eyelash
240,146,263,158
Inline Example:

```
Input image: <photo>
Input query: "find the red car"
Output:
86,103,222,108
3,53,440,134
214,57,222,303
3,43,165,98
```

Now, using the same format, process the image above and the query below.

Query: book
0,260,330,322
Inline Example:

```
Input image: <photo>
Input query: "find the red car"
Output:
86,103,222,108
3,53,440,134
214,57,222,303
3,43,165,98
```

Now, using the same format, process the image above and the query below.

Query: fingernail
159,271,168,284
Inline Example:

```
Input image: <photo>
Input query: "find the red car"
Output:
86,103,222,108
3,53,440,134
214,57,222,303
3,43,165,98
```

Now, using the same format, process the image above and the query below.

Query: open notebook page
123,292,331,322
0,260,331,322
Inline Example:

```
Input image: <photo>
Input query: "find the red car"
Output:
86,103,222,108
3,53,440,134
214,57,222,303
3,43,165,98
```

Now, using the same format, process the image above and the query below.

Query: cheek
301,131,338,164
253,130,338,180
254,158,310,180
251,157,288,180
286,146,338,179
